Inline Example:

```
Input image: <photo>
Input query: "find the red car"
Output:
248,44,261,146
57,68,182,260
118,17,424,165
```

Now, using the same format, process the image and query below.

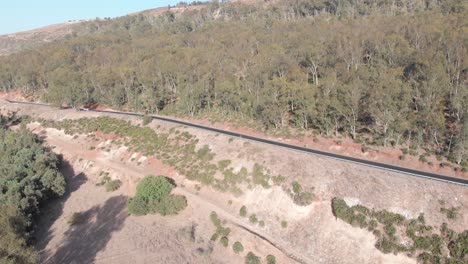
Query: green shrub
210,233,219,241
240,205,247,217
211,211,221,226
384,224,396,237
127,196,149,216
259,220,265,227
136,175,174,202
419,155,428,163
266,255,276,264
440,207,459,220
331,198,353,221
220,236,229,247
233,241,244,253
251,164,271,188
142,115,152,125
292,181,302,194
245,252,260,264
375,236,397,254
448,230,468,259
105,179,122,192
249,214,258,224
155,195,187,216
218,160,232,170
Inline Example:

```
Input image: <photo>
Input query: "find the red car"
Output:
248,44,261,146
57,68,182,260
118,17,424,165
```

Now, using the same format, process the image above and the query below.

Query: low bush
233,241,244,253
249,214,258,224
152,195,187,216
128,175,186,216
210,233,219,241
245,252,260,264
142,115,152,125
440,207,459,220
240,205,247,217
220,236,229,247
127,196,149,216
332,197,467,262
259,220,265,227
281,220,288,228
105,179,122,192
136,176,174,201
266,255,276,264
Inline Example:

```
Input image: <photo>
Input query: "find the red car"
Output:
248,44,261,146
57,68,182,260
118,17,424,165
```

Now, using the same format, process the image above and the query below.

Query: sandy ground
1,98,467,264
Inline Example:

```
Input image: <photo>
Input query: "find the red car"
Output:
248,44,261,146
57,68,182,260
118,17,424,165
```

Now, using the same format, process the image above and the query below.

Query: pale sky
0,0,182,35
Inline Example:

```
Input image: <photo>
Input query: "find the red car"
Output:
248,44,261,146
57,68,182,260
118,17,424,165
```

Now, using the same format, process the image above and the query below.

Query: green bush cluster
38,117,296,195
0,118,66,263
233,241,244,253
209,211,231,246
245,252,260,264
331,197,468,263
290,181,314,206
127,175,187,216
266,255,276,264
105,179,122,192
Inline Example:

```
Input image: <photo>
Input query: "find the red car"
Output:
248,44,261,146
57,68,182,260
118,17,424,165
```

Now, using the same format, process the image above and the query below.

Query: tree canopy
0,0,466,166
0,117,66,264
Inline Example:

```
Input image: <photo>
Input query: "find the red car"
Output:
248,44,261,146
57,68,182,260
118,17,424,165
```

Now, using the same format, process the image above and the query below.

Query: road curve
5,100,468,187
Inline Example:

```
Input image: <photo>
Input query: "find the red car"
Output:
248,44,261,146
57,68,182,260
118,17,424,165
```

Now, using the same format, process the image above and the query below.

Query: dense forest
0,115,66,263
0,0,466,166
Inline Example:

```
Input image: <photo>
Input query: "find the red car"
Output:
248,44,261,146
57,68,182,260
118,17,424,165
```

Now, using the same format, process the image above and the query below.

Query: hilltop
0,1,212,56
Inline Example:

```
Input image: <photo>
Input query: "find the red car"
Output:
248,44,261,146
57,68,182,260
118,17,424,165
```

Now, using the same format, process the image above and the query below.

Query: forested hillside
0,115,66,263
0,0,466,167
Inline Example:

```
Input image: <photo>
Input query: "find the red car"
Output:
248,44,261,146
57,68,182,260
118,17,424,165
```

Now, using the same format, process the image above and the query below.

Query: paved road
6,100,468,187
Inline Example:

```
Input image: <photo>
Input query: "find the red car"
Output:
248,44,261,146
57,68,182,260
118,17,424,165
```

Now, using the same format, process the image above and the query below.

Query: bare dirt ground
1,98,467,264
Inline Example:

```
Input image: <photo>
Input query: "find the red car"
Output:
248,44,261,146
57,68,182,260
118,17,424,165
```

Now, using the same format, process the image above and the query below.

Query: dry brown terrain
1,98,467,264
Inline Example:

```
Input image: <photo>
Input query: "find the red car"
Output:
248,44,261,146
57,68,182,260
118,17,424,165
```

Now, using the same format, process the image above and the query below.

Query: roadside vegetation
37,116,307,200
209,211,231,247
0,115,66,263
127,175,187,216
331,198,468,263
0,0,466,170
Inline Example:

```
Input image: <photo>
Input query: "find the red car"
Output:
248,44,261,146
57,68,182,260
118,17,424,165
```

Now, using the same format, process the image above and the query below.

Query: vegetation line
8,100,468,187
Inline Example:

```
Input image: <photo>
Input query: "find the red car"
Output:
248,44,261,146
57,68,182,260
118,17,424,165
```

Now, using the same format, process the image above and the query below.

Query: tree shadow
35,159,87,251
44,195,128,264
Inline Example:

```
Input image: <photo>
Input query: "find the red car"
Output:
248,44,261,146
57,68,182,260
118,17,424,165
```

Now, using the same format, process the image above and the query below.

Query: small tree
233,241,244,253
